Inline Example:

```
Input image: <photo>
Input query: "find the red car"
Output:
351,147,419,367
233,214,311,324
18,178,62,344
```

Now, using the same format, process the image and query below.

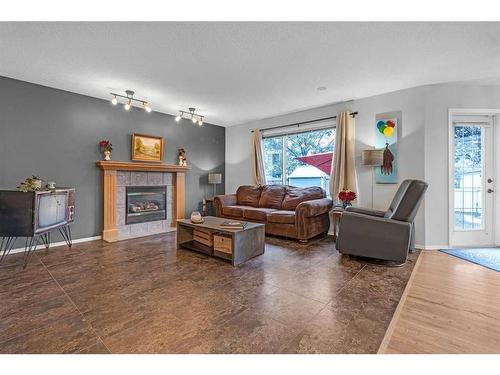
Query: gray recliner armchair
336,179,428,263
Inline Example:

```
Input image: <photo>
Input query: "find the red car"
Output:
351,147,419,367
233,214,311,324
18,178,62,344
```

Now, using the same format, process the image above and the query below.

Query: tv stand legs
40,232,50,249
0,237,17,263
1,226,72,268
23,236,41,269
59,225,72,247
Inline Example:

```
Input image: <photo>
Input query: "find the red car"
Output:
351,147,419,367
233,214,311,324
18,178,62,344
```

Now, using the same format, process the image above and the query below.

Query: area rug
439,248,500,272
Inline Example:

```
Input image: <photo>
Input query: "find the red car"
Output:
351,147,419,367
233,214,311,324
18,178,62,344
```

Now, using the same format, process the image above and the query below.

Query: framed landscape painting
131,133,164,162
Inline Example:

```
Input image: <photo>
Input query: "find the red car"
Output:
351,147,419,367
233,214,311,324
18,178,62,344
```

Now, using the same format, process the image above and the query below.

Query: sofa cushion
236,185,262,207
242,207,276,222
267,210,296,224
282,186,326,210
222,205,244,218
258,185,286,209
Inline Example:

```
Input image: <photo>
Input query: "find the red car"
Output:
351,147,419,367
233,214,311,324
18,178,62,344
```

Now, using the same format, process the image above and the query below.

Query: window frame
261,122,336,186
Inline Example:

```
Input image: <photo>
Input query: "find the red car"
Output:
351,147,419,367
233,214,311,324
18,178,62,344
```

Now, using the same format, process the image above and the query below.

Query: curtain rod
250,112,358,133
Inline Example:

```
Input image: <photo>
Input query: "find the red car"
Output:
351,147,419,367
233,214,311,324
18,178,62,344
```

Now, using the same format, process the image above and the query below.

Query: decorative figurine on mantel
99,139,113,161
177,148,187,166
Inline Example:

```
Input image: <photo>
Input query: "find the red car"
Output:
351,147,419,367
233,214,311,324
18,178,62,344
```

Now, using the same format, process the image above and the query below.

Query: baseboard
415,244,448,250
326,238,444,250
8,235,102,255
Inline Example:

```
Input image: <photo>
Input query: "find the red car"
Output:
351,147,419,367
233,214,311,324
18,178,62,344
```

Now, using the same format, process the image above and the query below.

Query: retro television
0,188,75,237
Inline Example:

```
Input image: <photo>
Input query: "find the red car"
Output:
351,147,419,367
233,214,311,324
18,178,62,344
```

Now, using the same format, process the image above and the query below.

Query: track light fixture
175,107,205,126
109,90,151,113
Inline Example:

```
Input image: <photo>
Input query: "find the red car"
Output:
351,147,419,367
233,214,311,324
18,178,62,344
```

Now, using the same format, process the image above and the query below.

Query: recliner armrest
213,194,237,217
296,198,333,217
337,212,411,263
345,206,386,217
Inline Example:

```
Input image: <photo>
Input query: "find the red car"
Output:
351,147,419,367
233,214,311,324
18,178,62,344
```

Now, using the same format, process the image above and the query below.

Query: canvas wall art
375,118,398,184
131,133,164,162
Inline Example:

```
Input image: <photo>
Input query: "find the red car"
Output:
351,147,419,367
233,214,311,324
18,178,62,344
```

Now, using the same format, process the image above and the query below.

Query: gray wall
0,76,225,243
226,82,500,248
226,86,426,245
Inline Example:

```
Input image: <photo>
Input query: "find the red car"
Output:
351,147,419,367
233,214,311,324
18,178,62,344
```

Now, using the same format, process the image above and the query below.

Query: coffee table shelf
176,216,265,266
180,240,213,256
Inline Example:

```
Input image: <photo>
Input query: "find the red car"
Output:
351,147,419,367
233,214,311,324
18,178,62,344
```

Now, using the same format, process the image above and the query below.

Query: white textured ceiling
1,22,500,126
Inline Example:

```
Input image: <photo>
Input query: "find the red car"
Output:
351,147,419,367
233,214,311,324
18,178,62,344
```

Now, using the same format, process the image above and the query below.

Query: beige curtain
330,111,357,202
252,129,266,185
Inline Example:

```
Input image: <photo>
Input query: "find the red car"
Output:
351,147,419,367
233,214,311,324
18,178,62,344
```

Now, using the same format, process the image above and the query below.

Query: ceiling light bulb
192,117,197,123
111,96,118,105
175,115,181,122
124,100,131,111
198,119,203,126
144,103,152,112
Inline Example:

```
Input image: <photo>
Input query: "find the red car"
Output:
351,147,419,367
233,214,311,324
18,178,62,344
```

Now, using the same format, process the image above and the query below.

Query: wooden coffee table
176,216,265,266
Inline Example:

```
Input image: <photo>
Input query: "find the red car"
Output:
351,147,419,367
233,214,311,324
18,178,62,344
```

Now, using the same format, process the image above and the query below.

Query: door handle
487,188,494,193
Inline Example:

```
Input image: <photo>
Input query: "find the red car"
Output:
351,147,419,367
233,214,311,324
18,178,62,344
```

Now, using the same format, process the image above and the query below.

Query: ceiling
1,22,500,126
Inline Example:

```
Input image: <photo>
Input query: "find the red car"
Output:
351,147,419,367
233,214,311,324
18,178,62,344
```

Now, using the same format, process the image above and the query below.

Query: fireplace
126,186,167,224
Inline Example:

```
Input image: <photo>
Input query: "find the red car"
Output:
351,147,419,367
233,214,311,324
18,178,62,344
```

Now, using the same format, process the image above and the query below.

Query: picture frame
374,117,398,184
131,133,164,162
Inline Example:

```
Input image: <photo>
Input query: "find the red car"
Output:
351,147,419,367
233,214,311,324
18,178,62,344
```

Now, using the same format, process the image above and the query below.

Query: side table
331,207,344,242
202,198,214,216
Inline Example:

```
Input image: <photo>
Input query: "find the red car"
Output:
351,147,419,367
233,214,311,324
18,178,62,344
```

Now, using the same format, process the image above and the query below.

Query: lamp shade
362,149,383,166
208,173,222,184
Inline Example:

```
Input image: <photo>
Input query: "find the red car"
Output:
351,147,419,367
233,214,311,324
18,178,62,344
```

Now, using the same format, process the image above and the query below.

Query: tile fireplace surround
96,161,191,242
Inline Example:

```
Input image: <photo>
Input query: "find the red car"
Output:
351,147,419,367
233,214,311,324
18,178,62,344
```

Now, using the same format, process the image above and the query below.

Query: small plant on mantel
99,139,113,161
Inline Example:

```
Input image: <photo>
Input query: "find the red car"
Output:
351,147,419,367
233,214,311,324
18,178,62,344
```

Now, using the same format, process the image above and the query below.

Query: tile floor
0,233,418,353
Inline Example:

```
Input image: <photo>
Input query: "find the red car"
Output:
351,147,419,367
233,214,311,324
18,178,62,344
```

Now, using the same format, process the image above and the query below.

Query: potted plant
338,189,356,209
99,139,113,161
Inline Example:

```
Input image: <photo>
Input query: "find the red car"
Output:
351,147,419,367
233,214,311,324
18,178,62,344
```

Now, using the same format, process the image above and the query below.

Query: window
262,126,335,194
453,125,483,230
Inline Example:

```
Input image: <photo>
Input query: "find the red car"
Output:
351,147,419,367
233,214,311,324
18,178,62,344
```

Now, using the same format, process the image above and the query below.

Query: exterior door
451,118,494,247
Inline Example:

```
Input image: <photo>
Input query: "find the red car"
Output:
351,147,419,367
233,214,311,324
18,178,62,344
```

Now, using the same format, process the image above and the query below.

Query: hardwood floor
379,250,500,354
0,232,418,354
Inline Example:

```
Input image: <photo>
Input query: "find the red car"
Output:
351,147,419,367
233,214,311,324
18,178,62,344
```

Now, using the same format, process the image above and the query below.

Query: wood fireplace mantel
96,161,190,242
96,161,191,173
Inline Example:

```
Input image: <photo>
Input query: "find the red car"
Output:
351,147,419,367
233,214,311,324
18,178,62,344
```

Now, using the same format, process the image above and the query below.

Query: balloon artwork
377,120,396,175
377,120,396,137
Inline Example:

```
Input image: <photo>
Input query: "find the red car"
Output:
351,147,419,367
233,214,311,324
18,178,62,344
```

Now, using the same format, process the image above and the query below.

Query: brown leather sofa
214,185,333,242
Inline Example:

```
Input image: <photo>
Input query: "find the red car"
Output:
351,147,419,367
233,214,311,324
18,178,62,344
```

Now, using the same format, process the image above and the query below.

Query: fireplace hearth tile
148,221,164,233
147,173,163,186
116,187,126,207
131,172,147,186
130,223,149,235
163,173,173,186
118,225,130,236
117,207,126,226
117,172,131,186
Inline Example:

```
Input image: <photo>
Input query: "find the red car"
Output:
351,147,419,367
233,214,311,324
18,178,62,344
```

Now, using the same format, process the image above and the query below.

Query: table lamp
362,149,383,209
208,172,222,198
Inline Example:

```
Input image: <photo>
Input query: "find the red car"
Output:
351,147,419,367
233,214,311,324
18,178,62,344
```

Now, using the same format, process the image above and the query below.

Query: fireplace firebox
126,186,167,224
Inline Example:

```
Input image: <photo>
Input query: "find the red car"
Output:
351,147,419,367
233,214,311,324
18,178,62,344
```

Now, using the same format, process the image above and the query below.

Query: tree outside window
262,127,335,193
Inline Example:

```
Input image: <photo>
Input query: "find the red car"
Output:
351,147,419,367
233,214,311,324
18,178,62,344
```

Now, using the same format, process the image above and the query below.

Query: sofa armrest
296,198,333,217
213,194,237,217
345,206,386,217
336,212,411,263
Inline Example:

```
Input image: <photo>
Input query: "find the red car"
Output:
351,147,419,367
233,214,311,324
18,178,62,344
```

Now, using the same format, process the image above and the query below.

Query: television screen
37,192,68,230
